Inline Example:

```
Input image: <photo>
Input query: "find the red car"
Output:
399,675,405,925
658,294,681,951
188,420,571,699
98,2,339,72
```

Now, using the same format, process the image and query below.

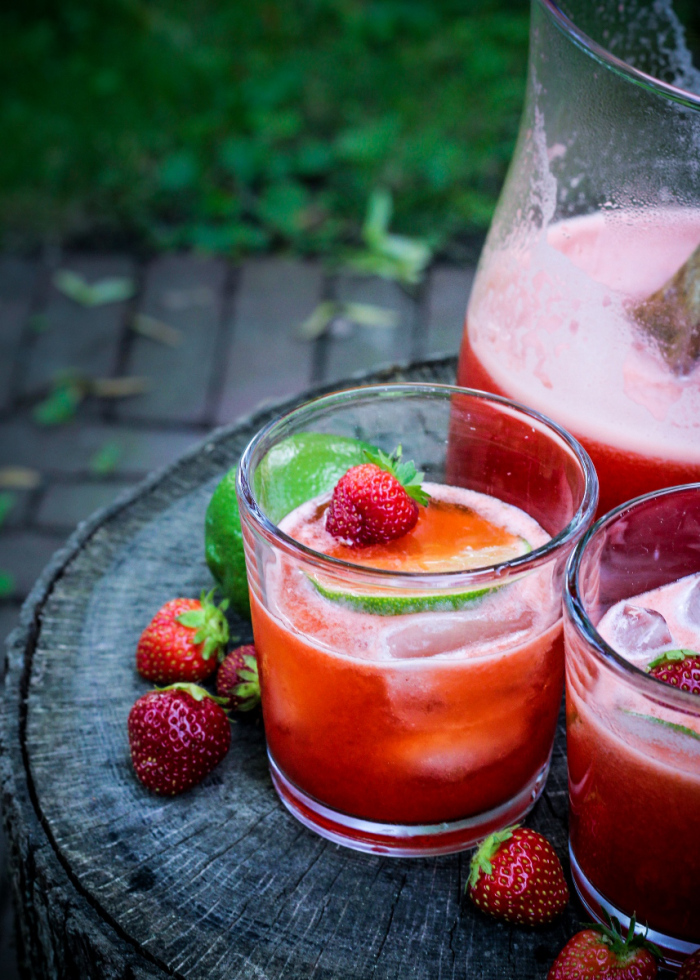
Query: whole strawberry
467,825,569,926
647,649,700,695
326,445,430,546
548,915,660,980
136,589,230,684
128,684,231,795
678,949,700,979
216,644,261,712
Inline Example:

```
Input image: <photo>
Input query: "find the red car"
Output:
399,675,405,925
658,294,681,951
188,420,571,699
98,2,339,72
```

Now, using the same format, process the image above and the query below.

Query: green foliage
0,0,529,256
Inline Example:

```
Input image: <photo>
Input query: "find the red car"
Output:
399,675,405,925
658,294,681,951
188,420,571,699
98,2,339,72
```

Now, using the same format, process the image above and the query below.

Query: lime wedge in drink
309,537,531,616
205,432,372,616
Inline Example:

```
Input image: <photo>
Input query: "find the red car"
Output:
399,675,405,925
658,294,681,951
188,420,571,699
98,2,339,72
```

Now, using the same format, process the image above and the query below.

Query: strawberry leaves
176,588,230,662
362,445,431,506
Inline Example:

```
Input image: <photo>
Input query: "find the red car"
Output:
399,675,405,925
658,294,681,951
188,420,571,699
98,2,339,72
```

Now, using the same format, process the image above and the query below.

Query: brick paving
0,250,474,978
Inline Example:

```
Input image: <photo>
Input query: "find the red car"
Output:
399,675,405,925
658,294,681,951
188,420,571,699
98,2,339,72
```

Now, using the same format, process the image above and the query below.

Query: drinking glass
564,484,700,968
458,0,700,516
238,383,597,855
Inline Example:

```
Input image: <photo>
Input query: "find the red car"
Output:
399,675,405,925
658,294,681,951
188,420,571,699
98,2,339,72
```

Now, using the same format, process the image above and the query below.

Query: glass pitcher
457,0,700,516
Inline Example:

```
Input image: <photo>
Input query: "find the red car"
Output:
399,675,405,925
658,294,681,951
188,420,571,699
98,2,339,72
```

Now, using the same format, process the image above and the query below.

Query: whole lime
205,432,373,617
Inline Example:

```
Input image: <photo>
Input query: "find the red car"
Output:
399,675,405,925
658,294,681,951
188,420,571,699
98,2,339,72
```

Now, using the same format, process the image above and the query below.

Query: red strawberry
467,825,569,926
548,915,661,979
216,644,261,712
326,445,430,546
647,649,700,695
136,589,230,684
678,949,700,979
128,683,231,795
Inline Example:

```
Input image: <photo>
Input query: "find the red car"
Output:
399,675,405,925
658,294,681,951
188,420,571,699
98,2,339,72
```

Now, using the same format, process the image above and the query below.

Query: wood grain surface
1,357,587,980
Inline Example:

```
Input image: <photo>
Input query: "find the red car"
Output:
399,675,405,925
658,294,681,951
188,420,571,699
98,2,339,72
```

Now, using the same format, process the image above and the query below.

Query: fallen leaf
0,492,16,528
91,377,149,398
132,314,183,347
33,376,85,425
89,441,122,475
343,302,399,329
53,270,135,307
297,301,337,340
0,570,15,598
0,467,41,490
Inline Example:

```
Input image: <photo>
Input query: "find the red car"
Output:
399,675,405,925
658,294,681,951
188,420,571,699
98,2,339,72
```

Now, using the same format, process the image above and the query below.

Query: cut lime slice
309,537,531,616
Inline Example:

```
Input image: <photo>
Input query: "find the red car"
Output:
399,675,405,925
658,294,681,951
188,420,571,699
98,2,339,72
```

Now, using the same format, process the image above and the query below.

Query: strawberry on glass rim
326,445,430,546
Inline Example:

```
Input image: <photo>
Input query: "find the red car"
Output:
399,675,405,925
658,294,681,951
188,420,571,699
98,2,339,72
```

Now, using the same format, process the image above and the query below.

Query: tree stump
1,357,582,980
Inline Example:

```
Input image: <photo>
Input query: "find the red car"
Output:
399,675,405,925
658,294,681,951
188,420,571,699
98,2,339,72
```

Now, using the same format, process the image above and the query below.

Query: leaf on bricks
342,303,399,329
0,492,16,528
0,467,41,490
132,314,183,347
0,570,15,598
53,270,135,307
89,441,122,476
91,376,149,398
33,375,85,425
297,301,337,340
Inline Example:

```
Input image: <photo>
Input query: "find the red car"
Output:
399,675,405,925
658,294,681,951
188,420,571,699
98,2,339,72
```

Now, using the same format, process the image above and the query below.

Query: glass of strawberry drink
564,484,700,970
237,384,597,855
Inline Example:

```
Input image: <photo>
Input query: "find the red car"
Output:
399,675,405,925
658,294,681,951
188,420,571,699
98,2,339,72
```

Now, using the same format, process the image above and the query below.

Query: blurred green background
0,0,531,259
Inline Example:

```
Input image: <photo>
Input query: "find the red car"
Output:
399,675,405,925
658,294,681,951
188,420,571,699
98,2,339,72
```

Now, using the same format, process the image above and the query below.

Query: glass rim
564,481,700,713
237,382,598,589
539,0,700,111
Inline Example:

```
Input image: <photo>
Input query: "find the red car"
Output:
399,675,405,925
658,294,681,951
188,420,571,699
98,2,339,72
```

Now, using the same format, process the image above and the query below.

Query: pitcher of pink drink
457,0,700,516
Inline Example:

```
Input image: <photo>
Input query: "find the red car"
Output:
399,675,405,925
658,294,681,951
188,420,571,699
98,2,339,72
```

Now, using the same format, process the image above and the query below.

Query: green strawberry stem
233,654,261,711
157,682,229,706
467,825,518,889
586,912,662,962
362,444,431,507
647,648,698,669
176,588,230,662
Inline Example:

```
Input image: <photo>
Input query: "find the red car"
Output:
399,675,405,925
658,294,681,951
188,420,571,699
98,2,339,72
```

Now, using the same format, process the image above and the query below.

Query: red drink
238,384,597,855
252,486,561,831
458,212,700,515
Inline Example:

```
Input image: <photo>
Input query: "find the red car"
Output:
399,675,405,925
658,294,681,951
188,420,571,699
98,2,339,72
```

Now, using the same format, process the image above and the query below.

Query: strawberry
547,915,661,979
128,683,231,795
326,445,430,546
136,589,230,684
467,825,569,926
678,949,700,979
647,649,700,695
216,644,261,711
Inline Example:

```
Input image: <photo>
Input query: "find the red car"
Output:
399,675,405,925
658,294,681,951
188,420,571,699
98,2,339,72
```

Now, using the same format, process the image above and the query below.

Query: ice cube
606,603,673,664
684,577,700,627
385,607,534,660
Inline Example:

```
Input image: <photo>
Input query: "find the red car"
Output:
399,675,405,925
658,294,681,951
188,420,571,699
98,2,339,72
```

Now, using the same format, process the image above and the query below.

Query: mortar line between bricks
9,252,55,410
103,257,148,425
203,261,239,428
309,268,333,385
312,270,338,386
410,276,430,362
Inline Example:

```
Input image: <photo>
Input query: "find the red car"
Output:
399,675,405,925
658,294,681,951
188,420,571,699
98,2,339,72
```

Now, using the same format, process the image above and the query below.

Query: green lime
308,537,531,616
254,431,374,524
205,432,373,617
205,468,250,618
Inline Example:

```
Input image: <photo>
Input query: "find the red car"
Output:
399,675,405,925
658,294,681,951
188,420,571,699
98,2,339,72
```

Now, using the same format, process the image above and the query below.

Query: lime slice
205,433,372,616
309,537,531,616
